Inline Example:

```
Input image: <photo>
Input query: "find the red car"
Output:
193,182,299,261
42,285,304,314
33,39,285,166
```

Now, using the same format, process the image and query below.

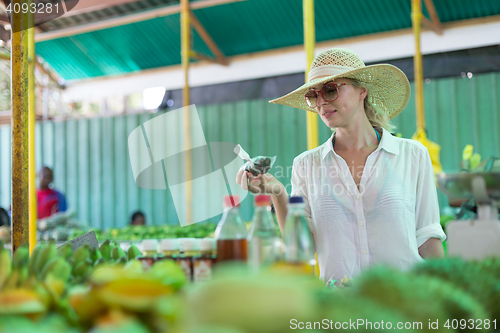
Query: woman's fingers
241,171,249,191
236,169,244,185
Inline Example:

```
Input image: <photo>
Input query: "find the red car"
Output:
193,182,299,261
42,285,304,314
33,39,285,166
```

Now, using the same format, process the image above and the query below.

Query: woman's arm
271,189,289,233
418,237,445,258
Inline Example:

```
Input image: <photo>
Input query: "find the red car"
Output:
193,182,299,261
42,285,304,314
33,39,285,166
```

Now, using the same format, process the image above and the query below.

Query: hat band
308,64,359,81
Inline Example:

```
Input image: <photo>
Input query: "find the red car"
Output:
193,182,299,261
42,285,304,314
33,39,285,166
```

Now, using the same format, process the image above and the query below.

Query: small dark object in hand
245,157,272,176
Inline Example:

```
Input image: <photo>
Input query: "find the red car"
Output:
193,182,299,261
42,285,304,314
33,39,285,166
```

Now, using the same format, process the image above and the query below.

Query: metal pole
181,0,192,223
303,0,318,150
412,0,425,131
11,0,30,252
304,0,320,278
28,5,37,254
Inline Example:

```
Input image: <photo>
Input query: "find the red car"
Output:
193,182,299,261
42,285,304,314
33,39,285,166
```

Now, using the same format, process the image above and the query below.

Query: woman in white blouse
236,48,446,283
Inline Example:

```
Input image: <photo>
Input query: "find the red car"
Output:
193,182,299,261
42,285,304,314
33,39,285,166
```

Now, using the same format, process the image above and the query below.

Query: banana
72,260,93,283
40,257,59,280
114,257,127,265
127,243,142,261
71,244,90,269
2,268,19,290
17,266,28,287
12,245,29,269
111,246,126,261
90,248,103,264
34,242,57,278
100,240,112,261
0,241,12,289
57,243,72,259
93,257,106,267
45,257,72,284
28,242,46,277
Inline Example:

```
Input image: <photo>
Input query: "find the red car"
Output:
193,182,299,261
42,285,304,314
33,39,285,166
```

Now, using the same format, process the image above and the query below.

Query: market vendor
37,166,67,219
236,48,446,283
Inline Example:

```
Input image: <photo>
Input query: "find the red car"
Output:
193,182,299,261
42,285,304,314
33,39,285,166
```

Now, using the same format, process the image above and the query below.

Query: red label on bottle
193,259,212,283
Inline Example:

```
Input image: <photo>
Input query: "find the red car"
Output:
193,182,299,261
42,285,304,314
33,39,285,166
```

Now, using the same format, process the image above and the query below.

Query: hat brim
269,64,410,119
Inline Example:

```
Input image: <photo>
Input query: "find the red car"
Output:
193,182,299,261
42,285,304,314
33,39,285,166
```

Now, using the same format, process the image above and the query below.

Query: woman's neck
334,118,379,151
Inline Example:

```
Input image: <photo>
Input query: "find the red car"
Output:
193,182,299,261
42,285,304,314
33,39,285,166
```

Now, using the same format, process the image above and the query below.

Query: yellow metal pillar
28,5,37,254
181,0,192,223
412,0,425,131
11,0,30,252
304,0,320,278
303,0,318,150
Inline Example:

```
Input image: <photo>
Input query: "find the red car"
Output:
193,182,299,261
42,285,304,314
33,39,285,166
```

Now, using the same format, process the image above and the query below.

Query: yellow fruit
98,278,173,312
0,288,47,316
186,270,323,333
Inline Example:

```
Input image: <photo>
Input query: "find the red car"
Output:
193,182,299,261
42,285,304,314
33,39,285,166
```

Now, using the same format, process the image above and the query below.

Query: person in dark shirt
37,166,67,219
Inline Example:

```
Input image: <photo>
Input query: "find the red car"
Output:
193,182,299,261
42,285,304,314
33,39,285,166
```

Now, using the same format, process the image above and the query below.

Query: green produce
127,243,142,261
412,257,500,321
349,266,488,332
111,246,126,261
0,241,12,289
100,240,112,261
34,242,57,279
56,243,72,260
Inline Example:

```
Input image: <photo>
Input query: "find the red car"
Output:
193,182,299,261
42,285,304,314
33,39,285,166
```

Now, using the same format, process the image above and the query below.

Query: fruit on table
186,266,323,333
349,266,488,330
0,289,47,316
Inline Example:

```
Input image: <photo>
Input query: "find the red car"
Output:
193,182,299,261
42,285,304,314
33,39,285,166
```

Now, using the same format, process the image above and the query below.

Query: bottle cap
254,195,271,206
142,239,158,252
200,238,216,251
223,195,241,208
179,238,199,252
160,238,179,251
289,196,304,204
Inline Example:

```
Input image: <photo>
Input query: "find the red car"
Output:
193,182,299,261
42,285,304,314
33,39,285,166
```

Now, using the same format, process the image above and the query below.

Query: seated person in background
37,166,67,219
130,211,146,226
0,207,9,227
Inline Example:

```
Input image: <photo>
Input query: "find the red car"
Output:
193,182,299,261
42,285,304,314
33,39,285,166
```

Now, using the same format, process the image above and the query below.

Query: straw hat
269,48,411,119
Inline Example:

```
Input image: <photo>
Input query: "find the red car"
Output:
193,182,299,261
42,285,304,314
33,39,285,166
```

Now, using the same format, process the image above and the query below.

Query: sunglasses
304,82,353,108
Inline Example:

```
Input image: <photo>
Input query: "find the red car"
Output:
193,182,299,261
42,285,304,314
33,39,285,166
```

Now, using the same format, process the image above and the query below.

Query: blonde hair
350,79,396,133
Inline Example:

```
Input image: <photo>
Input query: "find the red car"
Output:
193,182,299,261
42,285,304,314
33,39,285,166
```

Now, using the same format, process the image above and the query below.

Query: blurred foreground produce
70,223,217,242
1,238,499,333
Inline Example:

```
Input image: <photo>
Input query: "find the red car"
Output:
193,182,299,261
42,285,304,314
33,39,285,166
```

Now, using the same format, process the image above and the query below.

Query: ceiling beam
189,11,228,66
35,0,246,42
62,0,146,17
422,0,443,35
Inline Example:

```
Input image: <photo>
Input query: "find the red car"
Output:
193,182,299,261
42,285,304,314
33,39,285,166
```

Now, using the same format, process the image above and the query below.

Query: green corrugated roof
35,0,500,80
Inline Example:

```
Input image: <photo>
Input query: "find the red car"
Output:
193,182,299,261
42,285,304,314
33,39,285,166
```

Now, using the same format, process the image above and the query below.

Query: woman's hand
236,169,285,196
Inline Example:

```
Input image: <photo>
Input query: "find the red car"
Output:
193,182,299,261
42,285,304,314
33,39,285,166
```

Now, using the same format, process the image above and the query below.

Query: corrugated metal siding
1,72,499,228
35,0,500,80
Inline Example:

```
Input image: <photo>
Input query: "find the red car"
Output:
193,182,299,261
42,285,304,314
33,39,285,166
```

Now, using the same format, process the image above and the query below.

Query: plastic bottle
283,196,316,274
178,238,200,281
159,239,180,260
214,195,248,263
193,238,216,283
248,195,283,271
138,239,159,269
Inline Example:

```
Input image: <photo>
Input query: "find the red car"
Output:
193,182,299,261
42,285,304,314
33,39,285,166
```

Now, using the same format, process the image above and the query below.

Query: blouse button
358,222,364,227
362,250,367,254
355,195,360,200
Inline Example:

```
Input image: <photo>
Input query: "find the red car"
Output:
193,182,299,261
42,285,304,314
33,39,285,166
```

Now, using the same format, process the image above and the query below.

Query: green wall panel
77,119,90,225
1,72,500,228
0,126,10,209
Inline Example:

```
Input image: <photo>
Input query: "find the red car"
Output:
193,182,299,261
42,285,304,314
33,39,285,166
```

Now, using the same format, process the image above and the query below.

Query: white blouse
290,127,446,283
